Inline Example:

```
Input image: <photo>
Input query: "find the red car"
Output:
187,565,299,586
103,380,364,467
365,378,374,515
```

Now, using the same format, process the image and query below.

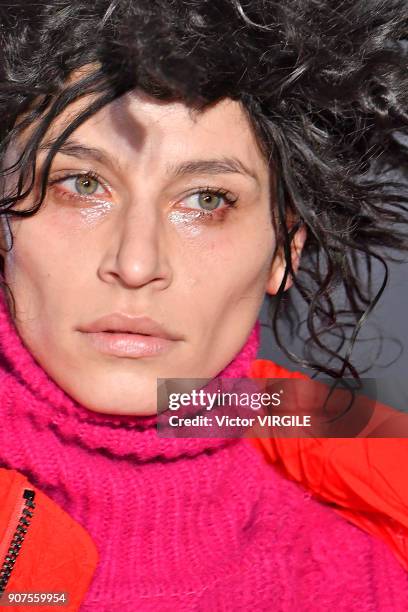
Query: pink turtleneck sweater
0,294,407,611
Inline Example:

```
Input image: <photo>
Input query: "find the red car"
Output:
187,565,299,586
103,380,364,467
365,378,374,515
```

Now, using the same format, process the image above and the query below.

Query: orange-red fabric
0,468,98,611
248,358,408,572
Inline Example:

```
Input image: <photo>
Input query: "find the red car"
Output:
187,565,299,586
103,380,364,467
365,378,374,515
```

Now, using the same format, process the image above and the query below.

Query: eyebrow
39,140,111,167
167,158,259,184
40,139,260,184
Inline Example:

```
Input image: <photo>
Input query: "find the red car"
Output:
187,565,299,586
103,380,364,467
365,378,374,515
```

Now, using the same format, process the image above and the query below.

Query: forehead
36,90,269,178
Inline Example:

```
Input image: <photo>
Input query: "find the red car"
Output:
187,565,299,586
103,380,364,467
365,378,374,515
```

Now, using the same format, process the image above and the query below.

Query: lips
79,313,177,340
78,313,180,358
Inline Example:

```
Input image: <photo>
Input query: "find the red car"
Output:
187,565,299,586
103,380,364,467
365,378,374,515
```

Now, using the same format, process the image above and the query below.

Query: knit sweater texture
0,294,407,611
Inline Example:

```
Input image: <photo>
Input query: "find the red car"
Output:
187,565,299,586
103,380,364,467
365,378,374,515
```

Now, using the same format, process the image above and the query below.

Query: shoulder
247,359,408,573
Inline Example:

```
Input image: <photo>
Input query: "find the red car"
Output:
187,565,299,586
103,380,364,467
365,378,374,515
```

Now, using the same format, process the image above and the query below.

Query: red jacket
0,468,97,611
248,358,408,572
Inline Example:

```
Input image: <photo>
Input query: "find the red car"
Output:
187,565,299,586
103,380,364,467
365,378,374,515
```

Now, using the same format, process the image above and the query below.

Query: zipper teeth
0,489,36,596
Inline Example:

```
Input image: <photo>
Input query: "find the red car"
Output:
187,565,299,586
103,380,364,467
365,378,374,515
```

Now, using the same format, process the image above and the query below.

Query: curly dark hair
0,0,407,380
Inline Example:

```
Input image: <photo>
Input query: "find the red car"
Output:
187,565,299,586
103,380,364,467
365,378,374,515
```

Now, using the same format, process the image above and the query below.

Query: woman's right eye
49,172,109,200
59,174,106,197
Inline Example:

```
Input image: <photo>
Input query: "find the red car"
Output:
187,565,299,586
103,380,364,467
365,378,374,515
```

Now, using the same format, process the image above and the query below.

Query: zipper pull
0,488,36,596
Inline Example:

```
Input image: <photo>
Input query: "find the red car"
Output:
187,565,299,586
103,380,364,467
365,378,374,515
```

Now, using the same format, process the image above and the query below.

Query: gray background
258,258,408,412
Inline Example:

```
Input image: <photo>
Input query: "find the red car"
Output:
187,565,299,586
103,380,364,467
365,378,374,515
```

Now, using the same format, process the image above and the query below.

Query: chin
56,367,160,415
84,397,157,416
66,385,158,416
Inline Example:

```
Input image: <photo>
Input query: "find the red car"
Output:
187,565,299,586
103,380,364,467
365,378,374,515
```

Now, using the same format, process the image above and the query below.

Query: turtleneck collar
0,291,260,461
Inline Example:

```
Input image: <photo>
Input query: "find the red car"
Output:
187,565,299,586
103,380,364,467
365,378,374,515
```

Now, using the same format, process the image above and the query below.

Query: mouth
82,330,177,358
78,312,181,358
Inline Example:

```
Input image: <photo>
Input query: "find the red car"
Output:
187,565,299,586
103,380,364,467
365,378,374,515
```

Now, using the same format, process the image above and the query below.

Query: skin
1,90,305,415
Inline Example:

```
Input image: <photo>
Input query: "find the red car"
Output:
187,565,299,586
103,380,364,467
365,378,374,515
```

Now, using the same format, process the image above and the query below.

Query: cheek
3,217,75,315
175,220,276,330
6,206,89,273
184,220,275,288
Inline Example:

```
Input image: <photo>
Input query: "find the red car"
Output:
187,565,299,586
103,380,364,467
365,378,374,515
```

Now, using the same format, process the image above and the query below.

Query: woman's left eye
181,191,234,212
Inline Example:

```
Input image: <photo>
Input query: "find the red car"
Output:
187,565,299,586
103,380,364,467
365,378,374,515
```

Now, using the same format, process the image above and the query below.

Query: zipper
0,488,36,596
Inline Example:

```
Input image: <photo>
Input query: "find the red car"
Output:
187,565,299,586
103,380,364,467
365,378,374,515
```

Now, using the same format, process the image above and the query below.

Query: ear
265,222,307,295
0,214,12,255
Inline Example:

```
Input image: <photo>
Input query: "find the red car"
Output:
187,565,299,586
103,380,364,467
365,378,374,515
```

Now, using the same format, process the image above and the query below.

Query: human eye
48,171,111,202
178,187,238,217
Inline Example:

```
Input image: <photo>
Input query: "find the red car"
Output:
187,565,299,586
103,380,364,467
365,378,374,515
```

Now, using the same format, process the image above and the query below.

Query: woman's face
2,91,286,415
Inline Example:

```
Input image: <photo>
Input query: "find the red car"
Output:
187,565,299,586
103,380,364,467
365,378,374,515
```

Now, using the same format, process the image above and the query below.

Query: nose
97,205,173,290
